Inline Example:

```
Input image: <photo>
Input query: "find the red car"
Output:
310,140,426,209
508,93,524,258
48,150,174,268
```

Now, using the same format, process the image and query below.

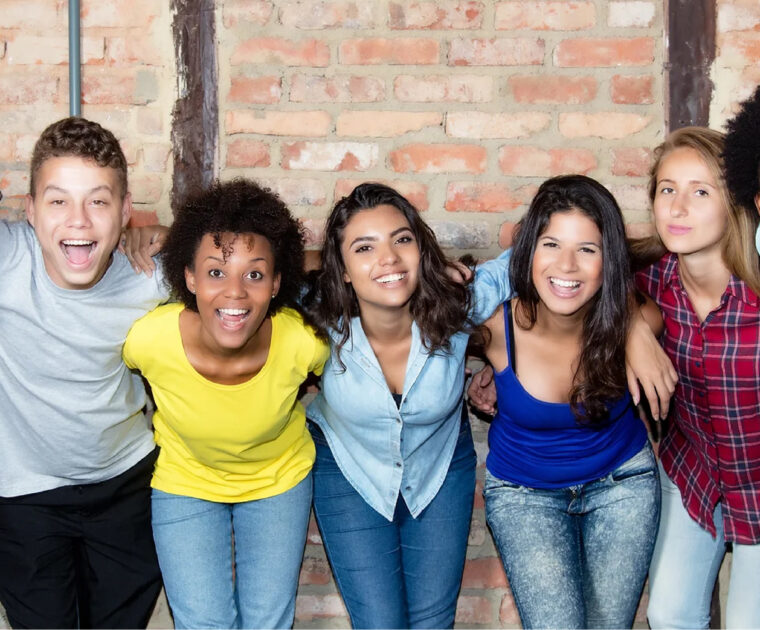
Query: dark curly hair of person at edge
162,178,312,323
724,84,760,215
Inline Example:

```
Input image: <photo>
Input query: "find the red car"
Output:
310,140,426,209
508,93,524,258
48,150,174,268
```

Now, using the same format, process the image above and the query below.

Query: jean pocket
484,470,525,493
610,442,657,484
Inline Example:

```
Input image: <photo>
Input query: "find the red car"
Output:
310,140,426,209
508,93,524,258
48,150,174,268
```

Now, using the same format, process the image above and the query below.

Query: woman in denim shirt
306,183,511,628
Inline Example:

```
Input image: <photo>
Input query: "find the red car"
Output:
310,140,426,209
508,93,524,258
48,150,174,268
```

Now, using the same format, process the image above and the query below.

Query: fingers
625,363,641,406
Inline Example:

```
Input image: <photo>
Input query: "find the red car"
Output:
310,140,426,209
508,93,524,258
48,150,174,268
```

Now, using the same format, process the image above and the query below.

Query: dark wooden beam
667,0,716,130
170,0,218,214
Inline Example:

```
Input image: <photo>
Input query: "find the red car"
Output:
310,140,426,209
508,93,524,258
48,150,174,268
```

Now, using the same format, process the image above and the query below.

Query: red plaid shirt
636,254,760,544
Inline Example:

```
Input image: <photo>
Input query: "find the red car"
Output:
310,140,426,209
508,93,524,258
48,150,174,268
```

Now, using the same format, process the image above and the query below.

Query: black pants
0,449,162,629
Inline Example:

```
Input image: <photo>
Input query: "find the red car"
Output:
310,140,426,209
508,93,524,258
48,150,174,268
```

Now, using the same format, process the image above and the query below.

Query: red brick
389,1,484,29
559,112,650,139
718,33,760,64
141,143,171,173
611,147,652,177
82,68,158,105
337,111,442,137
231,38,330,66
449,37,545,65
394,74,493,102
509,75,597,104
12,134,37,163
6,35,81,65
130,174,163,205
468,515,488,546
282,142,379,171
2,0,59,28
611,74,654,104
127,209,159,228
0,134,14,163
339,38,439,64
298,556,332,585
307,516,323,544
473,479,485,508
495,1,596,30
555,37,655,67
446,112,551,139
389,144,486,174
445,181,533,212
222,0,273,27
228,76,282,104
295,594,347,620
499,146,597,176
81,0,161,27
0,72,60,106
226,110,331,137
454,595,492,624
500,591,520,625
610,183,649,212
290,74,385,102
499,222,517,248
0,170,29,197
335,179,429,211
137,109,163,136
462,556,508,588
226,139,271,168
280,1,378,29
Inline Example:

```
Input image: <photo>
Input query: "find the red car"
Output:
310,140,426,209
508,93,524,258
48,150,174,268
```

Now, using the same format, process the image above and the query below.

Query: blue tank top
486,301,647,488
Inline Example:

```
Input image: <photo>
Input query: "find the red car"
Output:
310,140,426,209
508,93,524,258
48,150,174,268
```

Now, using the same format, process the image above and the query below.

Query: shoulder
127,303,182,342
635,253,675,297
0,220,33,266
274,307,323,345
273,307,329,368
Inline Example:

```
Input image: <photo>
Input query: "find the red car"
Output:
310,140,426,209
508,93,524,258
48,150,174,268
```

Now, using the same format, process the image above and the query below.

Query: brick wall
0,1,756,629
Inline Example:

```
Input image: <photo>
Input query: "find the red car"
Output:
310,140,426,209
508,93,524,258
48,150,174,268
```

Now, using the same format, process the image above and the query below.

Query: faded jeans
647,461,760,629
485,442,660,629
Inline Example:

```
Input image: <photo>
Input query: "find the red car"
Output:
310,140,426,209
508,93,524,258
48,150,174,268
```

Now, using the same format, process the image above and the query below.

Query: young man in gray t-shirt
0,118,166,628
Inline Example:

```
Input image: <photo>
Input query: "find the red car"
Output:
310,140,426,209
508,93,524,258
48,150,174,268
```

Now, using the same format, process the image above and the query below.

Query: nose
669,191,688,217
558,247,578,272
67,202,92,228
378,241,401,266
224,275,248,298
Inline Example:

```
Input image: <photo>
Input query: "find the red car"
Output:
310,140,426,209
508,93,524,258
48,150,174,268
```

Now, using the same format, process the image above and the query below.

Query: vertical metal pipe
68,0,81,116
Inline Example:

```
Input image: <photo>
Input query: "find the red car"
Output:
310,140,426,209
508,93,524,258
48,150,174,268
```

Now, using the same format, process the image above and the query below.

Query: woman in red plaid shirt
636,122,760,629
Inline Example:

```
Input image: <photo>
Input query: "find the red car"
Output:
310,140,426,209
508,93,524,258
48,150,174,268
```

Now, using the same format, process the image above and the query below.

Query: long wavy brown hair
306,183,471,367
509,175,632,426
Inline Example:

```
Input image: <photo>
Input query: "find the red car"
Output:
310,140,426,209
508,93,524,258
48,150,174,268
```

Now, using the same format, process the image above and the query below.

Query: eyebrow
43,184,113,195
539,235,600,247
348,226,413,248
204,256,267,263
657,177,717,188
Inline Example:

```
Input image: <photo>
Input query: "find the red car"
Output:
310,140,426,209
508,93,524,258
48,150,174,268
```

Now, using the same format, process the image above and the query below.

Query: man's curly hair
163,178,307,320
724,85,760,214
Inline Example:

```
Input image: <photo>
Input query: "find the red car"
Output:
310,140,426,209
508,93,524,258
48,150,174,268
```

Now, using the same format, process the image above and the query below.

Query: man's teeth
62,240,94,246
550,278,580,288
376,273,405,283
218,308,248,316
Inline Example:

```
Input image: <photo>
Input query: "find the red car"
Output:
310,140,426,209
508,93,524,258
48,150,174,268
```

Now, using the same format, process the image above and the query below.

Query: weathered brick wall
217,0,665,257
0,0,175,226
0,1,755,629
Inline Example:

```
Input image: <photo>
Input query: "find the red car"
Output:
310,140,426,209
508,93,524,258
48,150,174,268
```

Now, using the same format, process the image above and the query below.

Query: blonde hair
642,126,760,295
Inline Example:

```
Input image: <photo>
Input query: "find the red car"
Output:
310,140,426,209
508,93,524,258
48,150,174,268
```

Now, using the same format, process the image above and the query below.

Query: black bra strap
505,300,516,372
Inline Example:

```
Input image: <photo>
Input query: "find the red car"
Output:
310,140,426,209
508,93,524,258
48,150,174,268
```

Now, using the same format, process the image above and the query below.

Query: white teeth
376,273,405,283
218,308,248,316
550,277,580,288
62,240,94,246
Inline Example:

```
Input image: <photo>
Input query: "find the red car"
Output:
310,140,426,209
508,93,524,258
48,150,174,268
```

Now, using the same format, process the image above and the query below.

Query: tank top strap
503,300,516,372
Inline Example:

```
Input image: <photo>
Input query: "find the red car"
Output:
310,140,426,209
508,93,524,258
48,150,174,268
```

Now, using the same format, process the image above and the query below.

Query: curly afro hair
162,178,306,318
724,85,760,214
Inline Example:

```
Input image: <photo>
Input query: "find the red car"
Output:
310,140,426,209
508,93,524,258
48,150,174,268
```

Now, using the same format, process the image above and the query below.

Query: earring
189,288,195,294
755,223,760,256
271,293,277,299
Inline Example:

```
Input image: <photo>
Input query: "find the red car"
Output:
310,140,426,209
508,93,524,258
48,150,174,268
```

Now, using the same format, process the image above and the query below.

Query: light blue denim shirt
307,250,512,520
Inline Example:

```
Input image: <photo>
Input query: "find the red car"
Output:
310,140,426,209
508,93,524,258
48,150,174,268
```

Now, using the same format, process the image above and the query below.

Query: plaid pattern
636,254,760,544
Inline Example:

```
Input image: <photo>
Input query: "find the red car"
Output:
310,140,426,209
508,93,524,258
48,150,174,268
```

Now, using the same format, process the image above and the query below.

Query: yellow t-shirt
123,303,328,502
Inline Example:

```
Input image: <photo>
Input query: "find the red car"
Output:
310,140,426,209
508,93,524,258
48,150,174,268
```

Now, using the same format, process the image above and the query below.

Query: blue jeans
647,461,760,629
310,420,476,629
151,474,312,629
485,442,660,629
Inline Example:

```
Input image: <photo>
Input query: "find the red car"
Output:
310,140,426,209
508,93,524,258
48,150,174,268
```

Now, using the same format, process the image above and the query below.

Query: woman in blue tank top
482,175,660,629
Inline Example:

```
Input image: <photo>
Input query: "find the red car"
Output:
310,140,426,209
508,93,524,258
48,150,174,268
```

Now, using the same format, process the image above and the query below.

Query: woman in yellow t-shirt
123,179,328,630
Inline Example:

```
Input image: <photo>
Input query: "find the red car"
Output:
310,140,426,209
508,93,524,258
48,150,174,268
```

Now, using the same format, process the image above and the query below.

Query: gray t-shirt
0,220,168,497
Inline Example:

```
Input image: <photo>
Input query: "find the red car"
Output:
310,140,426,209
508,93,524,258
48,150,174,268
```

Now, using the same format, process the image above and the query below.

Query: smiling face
531,209,603,319
340,204,421,316
184,232,281,355
25,156,131,290
653,147,728,258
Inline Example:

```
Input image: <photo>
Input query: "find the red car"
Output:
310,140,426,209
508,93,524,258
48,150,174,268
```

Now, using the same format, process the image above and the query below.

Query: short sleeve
308,331,330,376
635,262,661,303
122,311,151,370
470,248,512,325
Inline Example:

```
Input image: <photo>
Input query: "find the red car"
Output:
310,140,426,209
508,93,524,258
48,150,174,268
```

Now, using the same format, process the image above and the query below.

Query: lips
549,276,582,297
667,224,692,235
216,307,250,330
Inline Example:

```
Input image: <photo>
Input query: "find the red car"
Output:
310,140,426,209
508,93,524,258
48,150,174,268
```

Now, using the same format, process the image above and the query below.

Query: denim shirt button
395,461,402,468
